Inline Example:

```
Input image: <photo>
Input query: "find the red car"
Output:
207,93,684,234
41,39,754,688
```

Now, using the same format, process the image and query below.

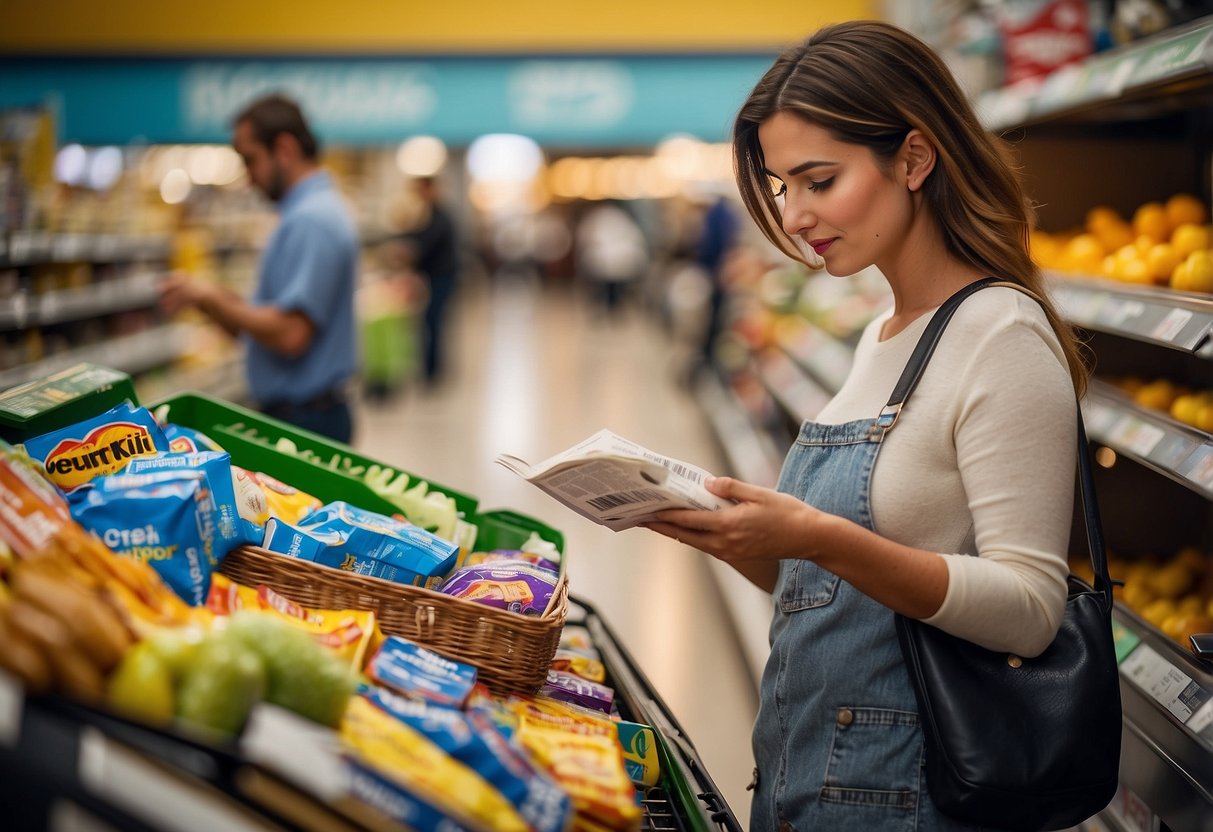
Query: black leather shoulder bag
887,278,1121,831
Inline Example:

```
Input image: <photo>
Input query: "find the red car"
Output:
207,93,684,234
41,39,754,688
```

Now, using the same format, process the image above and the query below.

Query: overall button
837,707,854,727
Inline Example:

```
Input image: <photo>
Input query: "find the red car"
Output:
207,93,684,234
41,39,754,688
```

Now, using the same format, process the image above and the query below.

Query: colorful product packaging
440,561,558,616
543,669,614,714
23,401,170,492
366,635,478,709
550,649,606,684
362,686,573,832
161,423,224,454
515,726,641,831
206,574,380,671
464,549,561,573
340,695,532,832
234,466,321,525
262,502,459,587
70,471,219,606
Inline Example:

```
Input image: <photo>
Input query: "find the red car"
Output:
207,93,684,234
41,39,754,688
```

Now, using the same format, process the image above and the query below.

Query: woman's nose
781,193,815,238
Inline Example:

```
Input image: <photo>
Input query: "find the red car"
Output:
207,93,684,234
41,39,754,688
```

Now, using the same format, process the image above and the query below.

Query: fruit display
1101,376,1213,433
1031,193,1213,294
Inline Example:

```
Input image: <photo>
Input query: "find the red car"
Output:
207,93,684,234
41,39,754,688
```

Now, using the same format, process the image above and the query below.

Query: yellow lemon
1093,219,1134,253
1146,243,1182,284
1196,403,1213,433
1170,223,1210,257
1133,202,1171,243
1061,234,1105,274
1029,230,1062,269
1134,379,1178,411
1165,193,1208,228
1175,250,1213,294
1085,205,1124,233
1170,393,1204,426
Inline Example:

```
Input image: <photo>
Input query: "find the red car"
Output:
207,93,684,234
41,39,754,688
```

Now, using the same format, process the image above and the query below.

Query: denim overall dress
749,408,981,832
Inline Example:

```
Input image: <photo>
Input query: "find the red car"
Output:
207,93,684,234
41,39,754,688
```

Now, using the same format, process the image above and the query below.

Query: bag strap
879,278,1114,612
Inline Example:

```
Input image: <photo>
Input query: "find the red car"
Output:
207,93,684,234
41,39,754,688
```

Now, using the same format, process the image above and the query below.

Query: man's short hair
233,94,319,160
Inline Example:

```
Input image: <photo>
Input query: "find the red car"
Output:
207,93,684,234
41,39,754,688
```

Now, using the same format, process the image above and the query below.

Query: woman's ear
902,129,936,192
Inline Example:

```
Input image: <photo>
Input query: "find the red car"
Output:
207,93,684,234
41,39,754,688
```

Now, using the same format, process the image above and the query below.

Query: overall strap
879,277,1114,610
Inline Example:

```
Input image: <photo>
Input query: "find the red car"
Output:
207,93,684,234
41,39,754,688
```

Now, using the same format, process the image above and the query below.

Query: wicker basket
219,545,569,695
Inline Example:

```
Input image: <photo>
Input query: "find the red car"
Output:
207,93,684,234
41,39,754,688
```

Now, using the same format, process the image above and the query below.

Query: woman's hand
643,476,821,569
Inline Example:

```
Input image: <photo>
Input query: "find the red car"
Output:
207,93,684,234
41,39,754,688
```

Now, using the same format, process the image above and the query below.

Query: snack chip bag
515,726,641,831
24,401,170,492
71,470,219,606
366,635,478,709
206,574,379,671
341,695,532,832
262,502,459,586
550,649,606,684
363,686,572,832
120,451,260,549
161,423,224,454
440,561,558,616
235,467,321,525
543,669,614,714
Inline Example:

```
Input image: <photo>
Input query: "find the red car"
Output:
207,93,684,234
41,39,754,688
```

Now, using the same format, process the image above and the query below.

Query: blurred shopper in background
694,192,741,376
399,176,460,389
160,94,358,442
575,200,650,316
644,20,1087,832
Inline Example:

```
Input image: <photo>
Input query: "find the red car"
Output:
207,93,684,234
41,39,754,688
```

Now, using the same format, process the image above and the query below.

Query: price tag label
1083,400,1120,436
1120,643,1212,726
1113,417,1165,457
241,704,349,802
1098,298,1146,328
1112,618,1142,664
1149,307,1193,344
1179,443,1213,491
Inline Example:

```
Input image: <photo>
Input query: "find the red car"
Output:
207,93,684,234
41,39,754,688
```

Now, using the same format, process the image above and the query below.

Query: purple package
463,549,560,574
440,562,557,616
542,669,614,714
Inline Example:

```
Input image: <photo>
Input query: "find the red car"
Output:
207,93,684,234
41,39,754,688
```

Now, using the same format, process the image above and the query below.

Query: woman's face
758,111,912,277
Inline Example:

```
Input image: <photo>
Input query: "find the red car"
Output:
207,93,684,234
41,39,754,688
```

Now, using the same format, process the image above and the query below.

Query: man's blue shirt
245,171,358,405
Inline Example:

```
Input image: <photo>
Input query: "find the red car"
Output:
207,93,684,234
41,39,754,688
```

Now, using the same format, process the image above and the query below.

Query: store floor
353,274,761,822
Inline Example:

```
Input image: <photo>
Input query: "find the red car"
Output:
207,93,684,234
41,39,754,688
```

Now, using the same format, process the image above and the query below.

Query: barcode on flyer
638,451,703,483
588,489,666,511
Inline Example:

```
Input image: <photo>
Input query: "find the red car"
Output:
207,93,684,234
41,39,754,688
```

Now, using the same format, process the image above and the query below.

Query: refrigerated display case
696,15,1213,831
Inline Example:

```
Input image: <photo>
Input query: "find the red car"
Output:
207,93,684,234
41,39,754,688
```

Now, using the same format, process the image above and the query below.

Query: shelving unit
694,15,1213,830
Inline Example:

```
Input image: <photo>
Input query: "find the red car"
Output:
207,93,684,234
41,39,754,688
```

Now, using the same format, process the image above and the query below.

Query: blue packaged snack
263,502,458,586
162,423,224,454
24,401,170,493
362,686,572,832
120,451,260,550
367,636,477,709
71,471,218,606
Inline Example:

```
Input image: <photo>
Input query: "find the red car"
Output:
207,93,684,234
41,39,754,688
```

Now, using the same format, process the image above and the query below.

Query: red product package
998,0,1091,85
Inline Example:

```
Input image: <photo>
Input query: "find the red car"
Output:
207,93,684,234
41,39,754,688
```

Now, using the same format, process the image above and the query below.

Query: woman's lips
809,238,836,255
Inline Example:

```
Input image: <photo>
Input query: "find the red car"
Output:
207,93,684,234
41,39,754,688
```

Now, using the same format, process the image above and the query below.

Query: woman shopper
644,20,1088,832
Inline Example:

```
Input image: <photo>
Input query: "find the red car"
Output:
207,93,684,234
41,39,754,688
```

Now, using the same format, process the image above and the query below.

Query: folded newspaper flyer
494,429,732,531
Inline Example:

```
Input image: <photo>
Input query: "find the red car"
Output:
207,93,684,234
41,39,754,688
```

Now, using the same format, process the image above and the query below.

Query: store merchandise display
695,14,1213,832
0,369,741,831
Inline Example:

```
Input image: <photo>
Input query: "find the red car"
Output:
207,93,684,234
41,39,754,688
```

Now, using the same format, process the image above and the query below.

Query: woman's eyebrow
787,159,833,176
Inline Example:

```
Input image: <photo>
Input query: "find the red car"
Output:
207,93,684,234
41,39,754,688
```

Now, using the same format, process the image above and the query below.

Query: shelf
1110,606,1213,831
0,270,164,331
754,349,832,425
978,16,1213,131
1083,380,1213,498
0,232,172,268
1050,276,1213,355
774,319,855,395
0,322,195,392
692,370,782,489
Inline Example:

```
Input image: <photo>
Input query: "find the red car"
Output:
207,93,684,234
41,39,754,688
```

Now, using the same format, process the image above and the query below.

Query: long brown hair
733,20,1087,395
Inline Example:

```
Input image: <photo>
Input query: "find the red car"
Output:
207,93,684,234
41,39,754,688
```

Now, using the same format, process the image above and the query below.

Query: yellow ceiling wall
0,0,875,53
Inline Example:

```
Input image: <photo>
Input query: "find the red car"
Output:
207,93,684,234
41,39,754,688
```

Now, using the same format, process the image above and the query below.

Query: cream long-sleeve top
815,285,1074,656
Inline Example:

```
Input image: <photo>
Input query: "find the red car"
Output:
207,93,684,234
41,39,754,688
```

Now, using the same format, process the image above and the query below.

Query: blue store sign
0,55,772,147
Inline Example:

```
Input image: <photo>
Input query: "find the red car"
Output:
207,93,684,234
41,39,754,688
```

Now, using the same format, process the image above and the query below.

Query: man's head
232,95,319,202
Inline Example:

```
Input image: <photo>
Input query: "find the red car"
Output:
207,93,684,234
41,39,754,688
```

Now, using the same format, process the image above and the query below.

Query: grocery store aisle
354,275,761,821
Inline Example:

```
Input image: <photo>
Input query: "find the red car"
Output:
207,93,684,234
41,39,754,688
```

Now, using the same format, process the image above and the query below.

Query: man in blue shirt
160,95,358,443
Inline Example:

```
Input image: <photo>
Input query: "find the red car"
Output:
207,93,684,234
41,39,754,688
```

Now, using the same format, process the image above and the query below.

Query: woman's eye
807,177,834,193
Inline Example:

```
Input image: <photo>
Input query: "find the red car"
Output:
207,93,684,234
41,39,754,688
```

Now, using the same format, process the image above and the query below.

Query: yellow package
517,726,641,832
341,696,531,832
206,574,378,671
550,650,606,684
237,468,322,524
510,696,659,787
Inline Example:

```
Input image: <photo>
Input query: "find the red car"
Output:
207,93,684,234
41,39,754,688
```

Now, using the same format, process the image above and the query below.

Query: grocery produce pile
0,399,657,832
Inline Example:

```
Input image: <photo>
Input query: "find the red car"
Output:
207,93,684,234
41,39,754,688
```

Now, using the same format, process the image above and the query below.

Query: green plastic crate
151,392,565,554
